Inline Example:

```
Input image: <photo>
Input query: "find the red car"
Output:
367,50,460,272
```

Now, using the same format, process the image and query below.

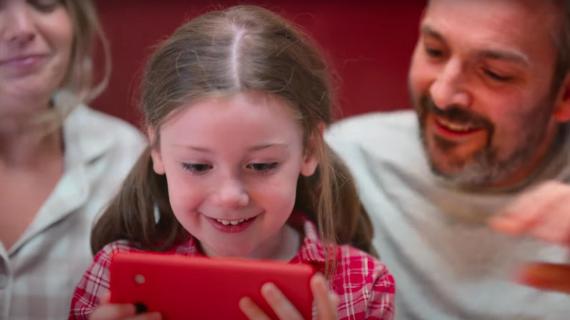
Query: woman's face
0,0,73,114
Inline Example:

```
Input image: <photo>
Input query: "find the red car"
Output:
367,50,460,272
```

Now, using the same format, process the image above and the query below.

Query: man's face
408,0,565,189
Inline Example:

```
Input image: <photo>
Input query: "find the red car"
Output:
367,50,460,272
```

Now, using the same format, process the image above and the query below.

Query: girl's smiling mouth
206,215,258,233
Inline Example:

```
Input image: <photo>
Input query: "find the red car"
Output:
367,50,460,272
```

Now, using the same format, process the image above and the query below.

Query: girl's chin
200,242,256,259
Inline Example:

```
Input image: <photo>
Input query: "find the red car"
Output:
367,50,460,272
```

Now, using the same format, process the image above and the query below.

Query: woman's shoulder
73,105,146,146
64,105,146,168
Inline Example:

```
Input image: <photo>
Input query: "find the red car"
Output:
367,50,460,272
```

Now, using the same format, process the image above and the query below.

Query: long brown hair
91,5,374,264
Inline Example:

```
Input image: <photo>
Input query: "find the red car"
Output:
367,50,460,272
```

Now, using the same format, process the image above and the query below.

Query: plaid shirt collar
169,212,328,270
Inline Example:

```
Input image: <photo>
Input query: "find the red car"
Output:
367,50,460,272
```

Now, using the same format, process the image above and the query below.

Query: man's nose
429,58,472,109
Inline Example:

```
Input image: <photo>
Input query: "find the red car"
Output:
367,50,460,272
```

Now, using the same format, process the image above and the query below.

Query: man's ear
554,74,570,122
147,127,165,175
300,123,325,177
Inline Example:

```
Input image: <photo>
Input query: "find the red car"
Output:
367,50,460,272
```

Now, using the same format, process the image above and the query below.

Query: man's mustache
419,95,492,130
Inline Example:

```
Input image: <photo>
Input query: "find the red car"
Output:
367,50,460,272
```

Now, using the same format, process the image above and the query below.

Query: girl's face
150,91,318,259
0,0,73,114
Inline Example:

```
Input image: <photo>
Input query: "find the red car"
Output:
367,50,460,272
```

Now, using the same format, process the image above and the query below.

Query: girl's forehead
157,91,305,144
165,91,297,123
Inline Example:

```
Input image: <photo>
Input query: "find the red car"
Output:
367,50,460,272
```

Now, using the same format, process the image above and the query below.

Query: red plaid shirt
69,217,395,319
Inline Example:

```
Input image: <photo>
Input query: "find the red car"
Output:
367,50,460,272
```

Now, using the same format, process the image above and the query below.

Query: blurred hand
239,273,339,320
490,181,570,245
517,262,570,294
489,180,570,294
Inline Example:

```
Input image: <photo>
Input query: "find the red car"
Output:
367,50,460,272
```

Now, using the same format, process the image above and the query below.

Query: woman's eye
246,162,279,172
28,0,61,12
483,69,513,82
182,163,212,174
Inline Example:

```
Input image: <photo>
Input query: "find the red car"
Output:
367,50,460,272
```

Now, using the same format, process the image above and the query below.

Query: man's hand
489,181,570,245
517,262,570,294
489,181,570,294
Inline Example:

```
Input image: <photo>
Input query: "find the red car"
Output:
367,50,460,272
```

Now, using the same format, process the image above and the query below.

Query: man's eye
246,162,279,172
425,46,444,58
483,69,513,82
182,163,212,174
28,0,61,12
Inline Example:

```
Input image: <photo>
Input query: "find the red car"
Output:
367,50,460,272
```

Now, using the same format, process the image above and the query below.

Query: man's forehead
421,0,559,62
419,24,531,67
425,0,560,27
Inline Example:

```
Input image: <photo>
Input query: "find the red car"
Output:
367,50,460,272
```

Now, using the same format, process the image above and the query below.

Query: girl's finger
100,292,111,304
311,273,338,320
239,297,271,320
89,303,136,320
89,303,162,320
261,282,303,320
123,312,162,320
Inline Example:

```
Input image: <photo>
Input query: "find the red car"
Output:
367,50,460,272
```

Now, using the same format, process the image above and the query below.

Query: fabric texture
326,110,570,320
69,216,395,320
0,104,146,320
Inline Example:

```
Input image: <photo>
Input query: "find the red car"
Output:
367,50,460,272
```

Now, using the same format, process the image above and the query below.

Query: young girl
69,5,394,319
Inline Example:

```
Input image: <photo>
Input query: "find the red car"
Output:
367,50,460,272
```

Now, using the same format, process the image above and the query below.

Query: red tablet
109,252,315,319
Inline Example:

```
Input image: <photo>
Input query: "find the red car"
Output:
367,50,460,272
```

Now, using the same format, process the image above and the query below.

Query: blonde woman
0,0,145,318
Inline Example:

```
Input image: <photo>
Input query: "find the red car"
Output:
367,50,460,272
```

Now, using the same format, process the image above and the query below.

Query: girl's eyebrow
175,145,212,153
249,143,288,151
172,143,289,152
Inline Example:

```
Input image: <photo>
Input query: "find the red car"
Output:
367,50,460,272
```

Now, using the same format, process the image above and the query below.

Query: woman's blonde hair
60,0,110,102
92,5,374,272
33,0,110,131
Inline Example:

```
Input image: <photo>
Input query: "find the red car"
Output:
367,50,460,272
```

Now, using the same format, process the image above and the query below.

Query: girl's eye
483,69,513,82
246,162,279,172
28,0,61,12
182,163,212,174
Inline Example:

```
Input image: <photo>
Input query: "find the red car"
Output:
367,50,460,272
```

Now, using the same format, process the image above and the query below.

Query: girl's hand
89,293,162,320
239,273,339,320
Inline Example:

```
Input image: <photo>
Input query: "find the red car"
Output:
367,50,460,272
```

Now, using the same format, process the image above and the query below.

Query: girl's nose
213,177,250,209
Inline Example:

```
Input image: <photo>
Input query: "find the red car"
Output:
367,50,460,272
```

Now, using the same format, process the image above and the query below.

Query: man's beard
415,94,552,189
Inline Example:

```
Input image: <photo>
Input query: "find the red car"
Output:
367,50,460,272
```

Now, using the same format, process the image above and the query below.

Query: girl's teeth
216,218,246,225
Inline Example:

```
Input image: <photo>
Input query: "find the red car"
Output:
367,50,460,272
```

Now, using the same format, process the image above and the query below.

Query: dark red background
93,1,424,125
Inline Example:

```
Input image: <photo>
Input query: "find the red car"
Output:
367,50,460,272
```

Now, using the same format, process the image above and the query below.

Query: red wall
93,1,424,125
